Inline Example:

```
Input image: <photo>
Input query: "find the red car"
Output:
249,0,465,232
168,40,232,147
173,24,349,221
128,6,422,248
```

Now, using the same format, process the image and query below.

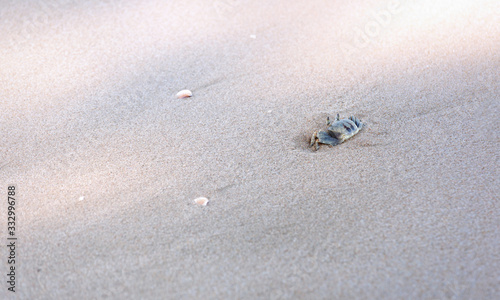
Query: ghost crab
310,114,363,151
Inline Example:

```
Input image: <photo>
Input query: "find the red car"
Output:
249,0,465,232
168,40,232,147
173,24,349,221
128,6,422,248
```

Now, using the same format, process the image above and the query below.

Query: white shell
194,197,209,206
176,89,192,99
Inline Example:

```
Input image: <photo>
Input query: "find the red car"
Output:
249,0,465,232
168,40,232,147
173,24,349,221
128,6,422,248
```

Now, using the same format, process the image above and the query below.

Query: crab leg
310,131,318,148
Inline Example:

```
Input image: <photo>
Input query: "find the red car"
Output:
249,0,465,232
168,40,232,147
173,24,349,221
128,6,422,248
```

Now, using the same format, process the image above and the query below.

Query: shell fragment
176,89,192,99
194,197,209,206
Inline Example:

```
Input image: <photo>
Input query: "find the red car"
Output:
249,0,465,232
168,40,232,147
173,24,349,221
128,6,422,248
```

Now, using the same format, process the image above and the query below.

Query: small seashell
78,196,85,201
176,89,192,99
194,197,209,206
250,34,256,39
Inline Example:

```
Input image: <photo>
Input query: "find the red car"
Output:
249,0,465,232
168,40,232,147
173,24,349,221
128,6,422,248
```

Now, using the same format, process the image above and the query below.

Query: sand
1,0,499,299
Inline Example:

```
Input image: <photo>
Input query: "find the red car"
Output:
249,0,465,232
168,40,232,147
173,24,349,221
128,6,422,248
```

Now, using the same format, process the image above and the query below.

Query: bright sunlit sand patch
335,0,499,70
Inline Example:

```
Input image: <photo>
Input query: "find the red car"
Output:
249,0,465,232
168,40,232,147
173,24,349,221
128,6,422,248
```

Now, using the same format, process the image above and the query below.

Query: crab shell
327,117,363,143
310,115,363,150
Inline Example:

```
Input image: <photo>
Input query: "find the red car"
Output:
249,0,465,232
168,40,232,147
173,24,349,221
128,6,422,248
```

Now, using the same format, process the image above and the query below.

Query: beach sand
1,0,499,298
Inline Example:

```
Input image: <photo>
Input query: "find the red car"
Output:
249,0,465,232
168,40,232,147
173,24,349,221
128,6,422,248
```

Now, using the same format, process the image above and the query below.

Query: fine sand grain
1,0,499,299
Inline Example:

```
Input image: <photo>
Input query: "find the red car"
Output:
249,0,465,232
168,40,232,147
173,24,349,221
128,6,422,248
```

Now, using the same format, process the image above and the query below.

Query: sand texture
0,0,499,299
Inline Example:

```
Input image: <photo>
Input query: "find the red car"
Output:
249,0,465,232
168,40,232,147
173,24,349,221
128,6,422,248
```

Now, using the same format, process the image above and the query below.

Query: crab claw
310,131,319,150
